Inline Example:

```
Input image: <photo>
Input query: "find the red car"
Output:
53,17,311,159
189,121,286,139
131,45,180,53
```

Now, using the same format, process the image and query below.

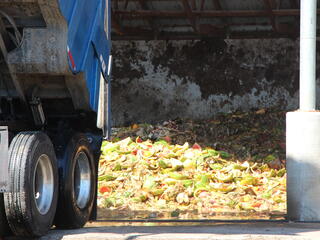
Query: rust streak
211,0,229,36
112,29,303,40
263,0,277,32
114,9,311,18
112,14,124,35
180,0,198,32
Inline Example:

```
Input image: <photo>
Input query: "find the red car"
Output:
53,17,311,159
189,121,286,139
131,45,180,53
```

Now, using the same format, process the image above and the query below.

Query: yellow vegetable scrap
98,137,286,216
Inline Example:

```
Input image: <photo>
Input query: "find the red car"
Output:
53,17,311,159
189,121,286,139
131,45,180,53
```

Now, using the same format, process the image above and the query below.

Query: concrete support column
287,112,320,221
286,0,319,221
300,0,317,110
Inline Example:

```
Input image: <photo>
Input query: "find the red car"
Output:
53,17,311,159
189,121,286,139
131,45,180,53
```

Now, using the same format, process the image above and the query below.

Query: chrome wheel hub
33,154,54,215
74,151,91,209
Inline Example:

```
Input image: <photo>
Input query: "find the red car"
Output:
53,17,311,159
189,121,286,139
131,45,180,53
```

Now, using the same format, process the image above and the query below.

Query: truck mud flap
0,127,8,192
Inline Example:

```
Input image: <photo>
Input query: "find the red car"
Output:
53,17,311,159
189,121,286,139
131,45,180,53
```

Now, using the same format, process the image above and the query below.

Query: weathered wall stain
111,39,320,126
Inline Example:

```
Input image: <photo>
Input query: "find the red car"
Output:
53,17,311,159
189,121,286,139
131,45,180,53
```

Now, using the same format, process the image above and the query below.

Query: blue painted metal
58,0,111,112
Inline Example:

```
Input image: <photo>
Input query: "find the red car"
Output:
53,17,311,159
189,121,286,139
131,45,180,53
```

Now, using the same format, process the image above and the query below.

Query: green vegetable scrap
98,137,286,217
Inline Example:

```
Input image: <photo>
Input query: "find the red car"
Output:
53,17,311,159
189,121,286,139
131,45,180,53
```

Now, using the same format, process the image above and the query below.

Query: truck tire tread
4,132,59,237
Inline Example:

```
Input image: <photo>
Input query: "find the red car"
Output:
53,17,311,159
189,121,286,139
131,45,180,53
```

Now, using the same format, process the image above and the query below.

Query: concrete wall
111,39,320,126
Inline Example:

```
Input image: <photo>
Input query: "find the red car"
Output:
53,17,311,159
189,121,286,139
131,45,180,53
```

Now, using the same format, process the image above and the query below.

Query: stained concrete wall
111,39,320,126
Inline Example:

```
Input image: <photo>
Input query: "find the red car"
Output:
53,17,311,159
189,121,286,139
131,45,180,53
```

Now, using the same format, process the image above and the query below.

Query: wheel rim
74,151,91,209
33,154,54,215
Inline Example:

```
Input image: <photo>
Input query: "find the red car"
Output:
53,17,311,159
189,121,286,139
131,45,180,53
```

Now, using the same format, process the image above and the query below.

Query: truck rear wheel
54,133,96,229
4,132,58,237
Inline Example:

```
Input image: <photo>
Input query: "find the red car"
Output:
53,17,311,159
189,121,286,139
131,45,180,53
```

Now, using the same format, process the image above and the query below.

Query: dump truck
0,0,111,237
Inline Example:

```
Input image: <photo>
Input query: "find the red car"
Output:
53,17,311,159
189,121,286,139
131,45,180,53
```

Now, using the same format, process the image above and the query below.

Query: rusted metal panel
111,0,320,40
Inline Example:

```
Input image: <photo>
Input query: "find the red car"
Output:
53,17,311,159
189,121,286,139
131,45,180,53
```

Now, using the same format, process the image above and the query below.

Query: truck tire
4,132,58,237
54,133,96,229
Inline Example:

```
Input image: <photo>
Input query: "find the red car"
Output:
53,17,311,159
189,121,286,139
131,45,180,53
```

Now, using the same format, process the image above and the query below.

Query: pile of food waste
111,109,286,164
98,136,286,219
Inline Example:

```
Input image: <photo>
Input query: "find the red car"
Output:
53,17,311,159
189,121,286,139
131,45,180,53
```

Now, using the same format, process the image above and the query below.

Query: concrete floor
23,221,320,240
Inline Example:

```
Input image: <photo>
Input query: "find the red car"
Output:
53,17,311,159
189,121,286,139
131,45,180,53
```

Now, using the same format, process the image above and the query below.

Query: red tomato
192,143,202,150
99,186,111,194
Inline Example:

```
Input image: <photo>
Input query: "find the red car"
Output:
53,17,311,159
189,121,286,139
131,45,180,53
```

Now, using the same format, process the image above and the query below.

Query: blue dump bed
0,0,112,134
59,0,111,112
0,0,113,140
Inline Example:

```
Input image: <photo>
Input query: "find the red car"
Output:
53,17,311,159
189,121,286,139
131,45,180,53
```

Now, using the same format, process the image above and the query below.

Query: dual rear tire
54,133,97,229
0,132,97,237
